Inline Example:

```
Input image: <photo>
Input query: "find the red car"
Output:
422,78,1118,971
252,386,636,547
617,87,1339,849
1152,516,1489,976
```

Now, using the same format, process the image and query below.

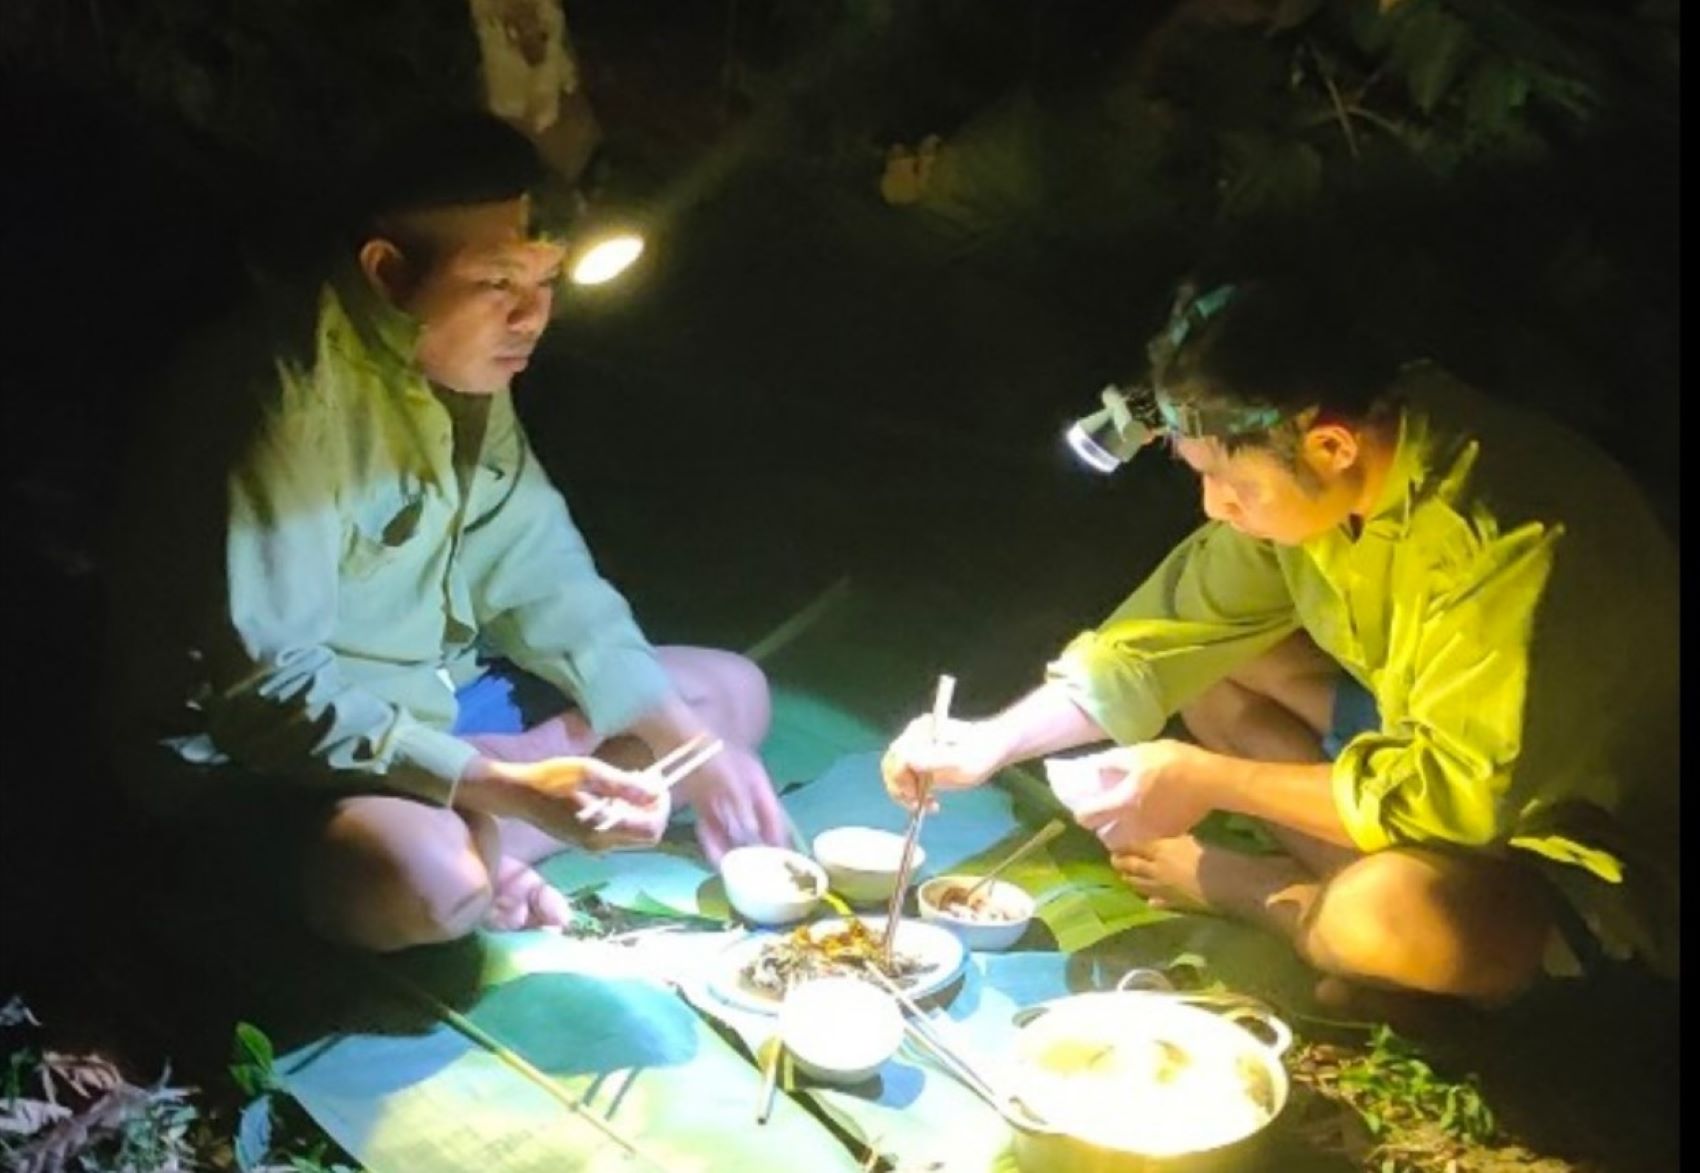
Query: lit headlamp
1062,283,1285,472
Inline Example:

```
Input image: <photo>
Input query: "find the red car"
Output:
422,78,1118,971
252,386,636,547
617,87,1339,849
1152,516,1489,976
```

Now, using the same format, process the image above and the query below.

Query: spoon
956,818,1067,905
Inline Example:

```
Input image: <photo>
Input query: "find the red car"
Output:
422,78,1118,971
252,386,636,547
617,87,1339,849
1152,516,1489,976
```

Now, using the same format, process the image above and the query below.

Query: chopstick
645,735,726,792
882,675,955,963
754,1037,785,1124
580,734,726,834
860,965,1006,1111
958,818,1067,904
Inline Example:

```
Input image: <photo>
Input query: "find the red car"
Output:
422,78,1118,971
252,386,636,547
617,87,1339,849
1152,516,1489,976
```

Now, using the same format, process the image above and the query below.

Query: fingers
751,783,793,849
578,761,666,805
695,817,734,866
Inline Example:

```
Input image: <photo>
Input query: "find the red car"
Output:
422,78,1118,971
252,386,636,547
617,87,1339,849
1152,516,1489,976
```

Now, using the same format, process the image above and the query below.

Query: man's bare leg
1125,632,1552,1006
297,795,504,952
289,647,770,947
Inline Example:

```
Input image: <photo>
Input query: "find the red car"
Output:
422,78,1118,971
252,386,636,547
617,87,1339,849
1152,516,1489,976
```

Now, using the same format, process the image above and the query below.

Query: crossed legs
297,647,770,952
1113,632,1553,1006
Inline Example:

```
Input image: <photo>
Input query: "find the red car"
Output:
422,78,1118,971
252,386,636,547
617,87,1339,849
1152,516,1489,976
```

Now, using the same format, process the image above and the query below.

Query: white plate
705,915,967,1015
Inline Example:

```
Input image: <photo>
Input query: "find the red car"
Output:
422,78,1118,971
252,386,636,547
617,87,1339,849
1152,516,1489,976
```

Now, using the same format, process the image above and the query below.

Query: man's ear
1303,422,1361,474
357,237,413,304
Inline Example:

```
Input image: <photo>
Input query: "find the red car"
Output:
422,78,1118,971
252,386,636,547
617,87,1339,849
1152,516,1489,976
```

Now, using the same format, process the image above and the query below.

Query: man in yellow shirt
108,113,788,950
884,278,1678,1006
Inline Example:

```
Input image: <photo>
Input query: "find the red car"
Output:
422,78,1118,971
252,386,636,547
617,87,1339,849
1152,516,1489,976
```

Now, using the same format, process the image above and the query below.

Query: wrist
976,713,1022,772
453,756,531,817
1174,742,1232,809
628,693,711,759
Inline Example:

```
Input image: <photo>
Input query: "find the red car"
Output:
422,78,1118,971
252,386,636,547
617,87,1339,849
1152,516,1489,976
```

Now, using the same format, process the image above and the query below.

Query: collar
1356,399,1428,537
327,262,427,394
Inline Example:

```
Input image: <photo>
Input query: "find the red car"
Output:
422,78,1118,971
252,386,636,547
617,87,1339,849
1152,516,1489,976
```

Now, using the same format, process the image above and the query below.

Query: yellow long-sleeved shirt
1048,365,1679,973
109,274,671,807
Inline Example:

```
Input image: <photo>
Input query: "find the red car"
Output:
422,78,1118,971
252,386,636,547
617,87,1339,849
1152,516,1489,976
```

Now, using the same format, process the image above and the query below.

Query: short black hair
1156,276,1403,452
351,108,547,219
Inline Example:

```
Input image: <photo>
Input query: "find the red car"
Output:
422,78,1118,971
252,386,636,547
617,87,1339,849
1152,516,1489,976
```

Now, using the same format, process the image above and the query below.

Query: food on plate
740,916,934,999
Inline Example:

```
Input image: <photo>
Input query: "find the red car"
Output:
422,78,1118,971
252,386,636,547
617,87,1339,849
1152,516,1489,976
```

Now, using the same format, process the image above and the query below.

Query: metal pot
1002,971,1292,1173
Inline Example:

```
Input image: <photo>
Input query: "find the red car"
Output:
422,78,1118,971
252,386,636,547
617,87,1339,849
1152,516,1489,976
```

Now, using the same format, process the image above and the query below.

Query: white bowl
719,846,826,926
917,874,1035,952
812,827,925,907
779,976,904,1084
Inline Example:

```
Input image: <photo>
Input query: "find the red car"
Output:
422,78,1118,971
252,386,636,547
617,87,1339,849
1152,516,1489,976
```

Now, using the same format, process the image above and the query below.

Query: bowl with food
779,976,905,1084
719,845,827,926
812,827,924,907
917,875,1035,952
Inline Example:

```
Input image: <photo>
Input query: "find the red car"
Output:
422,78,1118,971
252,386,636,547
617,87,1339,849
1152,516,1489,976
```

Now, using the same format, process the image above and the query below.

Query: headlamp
1062,283,1285,473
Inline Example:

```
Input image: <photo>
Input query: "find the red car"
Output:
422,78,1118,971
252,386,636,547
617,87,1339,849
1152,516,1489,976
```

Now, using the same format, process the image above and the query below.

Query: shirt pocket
343,478,428,581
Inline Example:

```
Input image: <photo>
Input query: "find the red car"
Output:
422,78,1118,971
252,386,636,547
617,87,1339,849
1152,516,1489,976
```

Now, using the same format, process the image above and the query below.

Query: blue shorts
1321,673,1380,759
450,662,570,737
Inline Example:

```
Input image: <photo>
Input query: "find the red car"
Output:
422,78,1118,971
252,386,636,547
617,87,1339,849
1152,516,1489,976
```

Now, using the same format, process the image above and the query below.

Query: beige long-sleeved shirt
112,274,670,807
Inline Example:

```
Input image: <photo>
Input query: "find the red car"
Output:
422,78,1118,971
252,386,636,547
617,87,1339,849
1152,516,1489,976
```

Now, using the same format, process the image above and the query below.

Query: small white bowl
917,874,1035,952
719,846,826,926
812,827,925,907
779,976,904,1084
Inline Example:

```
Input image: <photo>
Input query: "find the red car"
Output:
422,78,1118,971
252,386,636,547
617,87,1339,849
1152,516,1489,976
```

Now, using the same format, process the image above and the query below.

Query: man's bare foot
483,856,573,932
1111,835,1318,937
1111,834,1216,911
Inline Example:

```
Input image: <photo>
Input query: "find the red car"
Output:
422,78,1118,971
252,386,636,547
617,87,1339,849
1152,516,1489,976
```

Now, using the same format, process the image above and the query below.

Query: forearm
625,691,712,758
453,755,529,817
1188,751,1354,846
984,682,1110,768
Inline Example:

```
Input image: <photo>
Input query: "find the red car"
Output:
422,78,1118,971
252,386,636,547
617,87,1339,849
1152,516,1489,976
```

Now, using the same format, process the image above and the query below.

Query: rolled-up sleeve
465,410,671,737
1330,520,1559,854
1046,521,1301,744
203,371,476,804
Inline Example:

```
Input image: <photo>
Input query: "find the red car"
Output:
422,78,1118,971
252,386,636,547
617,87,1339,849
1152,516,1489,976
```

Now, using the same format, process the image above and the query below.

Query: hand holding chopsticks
578,732,726,835
882,675,955,963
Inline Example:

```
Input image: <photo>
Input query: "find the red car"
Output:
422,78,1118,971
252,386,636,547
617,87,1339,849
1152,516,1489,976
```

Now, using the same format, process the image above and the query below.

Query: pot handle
1218,1005,1293,1058
1113,967,1177,994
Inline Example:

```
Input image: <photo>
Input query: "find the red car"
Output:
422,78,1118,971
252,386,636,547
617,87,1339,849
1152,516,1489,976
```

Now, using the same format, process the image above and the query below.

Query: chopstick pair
579,732,726,834
881,674,956,963
860,965,1006,1112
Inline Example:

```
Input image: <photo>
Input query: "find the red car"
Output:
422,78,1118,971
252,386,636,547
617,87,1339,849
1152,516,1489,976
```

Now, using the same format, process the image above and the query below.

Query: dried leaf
42,1051,126,1099
0,1096,72,1136
0,997,41,1029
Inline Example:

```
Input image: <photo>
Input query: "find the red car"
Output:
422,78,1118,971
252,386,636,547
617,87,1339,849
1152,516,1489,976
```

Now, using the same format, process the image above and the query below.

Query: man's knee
1299,849,1551,1002
302,802,495,953
661,645,772,745
1180,678,1251,750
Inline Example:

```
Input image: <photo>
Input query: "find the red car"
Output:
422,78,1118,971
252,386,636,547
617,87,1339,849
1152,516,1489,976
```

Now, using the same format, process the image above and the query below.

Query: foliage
1,1003,208,1172
227,1023,357,1173
0,1002,358,1173
1288,1024,1565,1173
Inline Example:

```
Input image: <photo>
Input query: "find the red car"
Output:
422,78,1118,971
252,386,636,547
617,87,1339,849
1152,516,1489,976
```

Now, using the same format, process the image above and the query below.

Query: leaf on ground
42,1051,126,1099
235,1094,275,1172
0,997,40,1029
0,1096,73,1136
231,1022,280,1098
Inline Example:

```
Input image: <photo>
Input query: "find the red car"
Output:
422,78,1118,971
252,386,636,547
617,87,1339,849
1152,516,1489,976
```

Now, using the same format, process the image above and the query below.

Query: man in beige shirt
109,113,788,950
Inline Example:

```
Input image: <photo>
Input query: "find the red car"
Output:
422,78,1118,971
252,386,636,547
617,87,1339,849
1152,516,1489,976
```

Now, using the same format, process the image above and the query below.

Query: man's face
387,198,566,396
1171,432,1359,545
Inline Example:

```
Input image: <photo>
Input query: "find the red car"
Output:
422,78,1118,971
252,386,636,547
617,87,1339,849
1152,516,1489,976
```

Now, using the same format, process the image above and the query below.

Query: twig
1307,41,1361,159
